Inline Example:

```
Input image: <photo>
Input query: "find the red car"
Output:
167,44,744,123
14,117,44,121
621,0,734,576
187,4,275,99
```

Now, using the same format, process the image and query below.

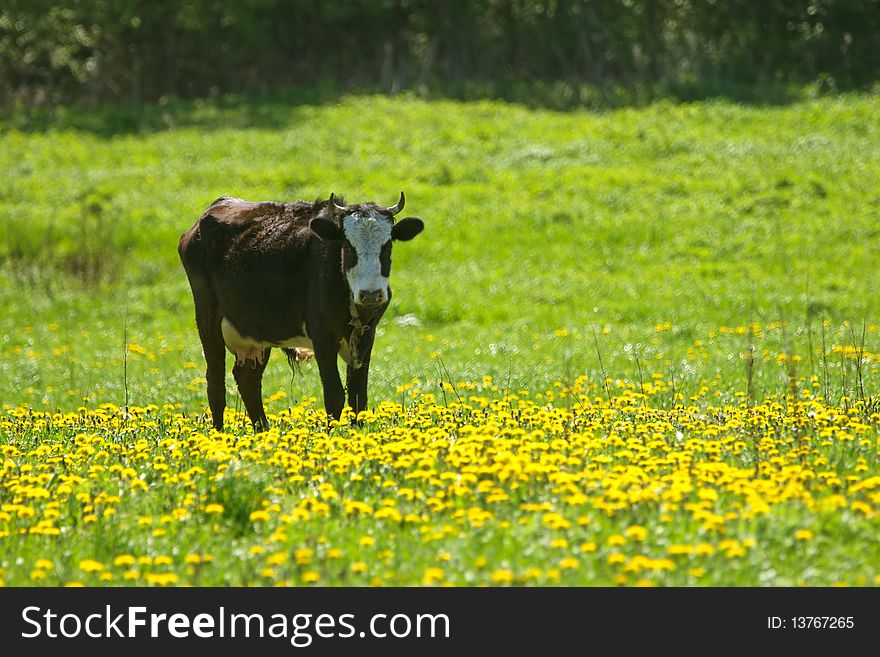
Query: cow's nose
358,289,385,306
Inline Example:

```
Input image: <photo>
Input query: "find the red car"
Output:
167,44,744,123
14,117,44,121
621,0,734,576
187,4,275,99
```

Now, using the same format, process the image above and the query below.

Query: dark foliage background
2,1,878,106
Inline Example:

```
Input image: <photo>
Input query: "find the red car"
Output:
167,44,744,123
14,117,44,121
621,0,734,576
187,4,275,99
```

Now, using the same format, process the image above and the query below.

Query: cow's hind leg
202,324,227,431
188,283,227,432
180,228,228,432
233,349,271,432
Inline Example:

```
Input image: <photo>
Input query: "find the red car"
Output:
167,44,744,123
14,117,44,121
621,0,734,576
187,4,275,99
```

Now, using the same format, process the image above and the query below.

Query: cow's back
180,197,317,270
197,197,288,255
202,196,285,225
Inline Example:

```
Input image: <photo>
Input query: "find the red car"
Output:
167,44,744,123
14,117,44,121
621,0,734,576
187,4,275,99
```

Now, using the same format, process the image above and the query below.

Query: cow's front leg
347,363,370,419
346,327,376,422
232,348,271,432
313,337,345,421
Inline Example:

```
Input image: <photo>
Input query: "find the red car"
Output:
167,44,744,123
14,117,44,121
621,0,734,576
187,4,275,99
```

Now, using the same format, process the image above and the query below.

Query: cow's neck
347,297,377,370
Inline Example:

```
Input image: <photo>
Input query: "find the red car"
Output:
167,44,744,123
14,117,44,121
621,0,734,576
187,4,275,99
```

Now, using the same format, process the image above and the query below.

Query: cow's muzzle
357,289,386,307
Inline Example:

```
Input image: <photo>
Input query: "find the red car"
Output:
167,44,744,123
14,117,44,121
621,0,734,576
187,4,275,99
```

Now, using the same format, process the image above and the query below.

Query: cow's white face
342,211,394,307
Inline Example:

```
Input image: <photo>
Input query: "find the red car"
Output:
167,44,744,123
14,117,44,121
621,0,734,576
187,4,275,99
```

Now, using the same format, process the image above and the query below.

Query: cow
178,192,424,432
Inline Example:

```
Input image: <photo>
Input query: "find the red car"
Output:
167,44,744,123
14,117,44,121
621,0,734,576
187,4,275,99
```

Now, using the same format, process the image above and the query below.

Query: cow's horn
387,191,405,216
329,193,347,213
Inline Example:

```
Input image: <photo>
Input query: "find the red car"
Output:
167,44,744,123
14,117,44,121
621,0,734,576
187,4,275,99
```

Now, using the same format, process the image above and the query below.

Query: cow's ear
391,217,424,241
310,217,342,241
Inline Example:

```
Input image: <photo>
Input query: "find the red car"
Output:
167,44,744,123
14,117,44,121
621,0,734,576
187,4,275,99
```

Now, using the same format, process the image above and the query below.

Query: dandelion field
2,92,880,586
3,380,880,587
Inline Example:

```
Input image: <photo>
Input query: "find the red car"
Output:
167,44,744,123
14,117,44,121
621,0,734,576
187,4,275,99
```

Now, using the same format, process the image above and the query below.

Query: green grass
1,92,880,586
2,92,880,410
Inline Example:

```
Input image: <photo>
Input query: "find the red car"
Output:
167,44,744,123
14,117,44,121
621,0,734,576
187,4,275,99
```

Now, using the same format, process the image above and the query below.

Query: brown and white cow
178,192,424,431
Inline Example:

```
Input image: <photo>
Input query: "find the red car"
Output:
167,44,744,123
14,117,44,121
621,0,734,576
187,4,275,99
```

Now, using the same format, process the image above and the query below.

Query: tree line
2,0,877,106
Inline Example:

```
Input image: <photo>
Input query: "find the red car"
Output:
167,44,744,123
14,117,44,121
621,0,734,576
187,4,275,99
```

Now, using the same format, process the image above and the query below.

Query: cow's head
310,192,424,308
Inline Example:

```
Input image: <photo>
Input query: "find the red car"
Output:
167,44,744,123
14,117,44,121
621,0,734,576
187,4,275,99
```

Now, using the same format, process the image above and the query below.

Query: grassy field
1,91,879,585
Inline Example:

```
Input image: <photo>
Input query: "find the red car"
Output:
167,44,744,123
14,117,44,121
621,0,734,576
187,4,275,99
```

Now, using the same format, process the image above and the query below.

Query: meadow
1,90,879,585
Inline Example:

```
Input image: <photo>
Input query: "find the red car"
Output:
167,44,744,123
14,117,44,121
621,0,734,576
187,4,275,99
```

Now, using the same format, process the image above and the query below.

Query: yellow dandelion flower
491,569,514,584
79,559,105,573
625,526,648,541
267,551,288,566
294,548,313,565
423,567,445,585
145,573,179,586
521,567,543,581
